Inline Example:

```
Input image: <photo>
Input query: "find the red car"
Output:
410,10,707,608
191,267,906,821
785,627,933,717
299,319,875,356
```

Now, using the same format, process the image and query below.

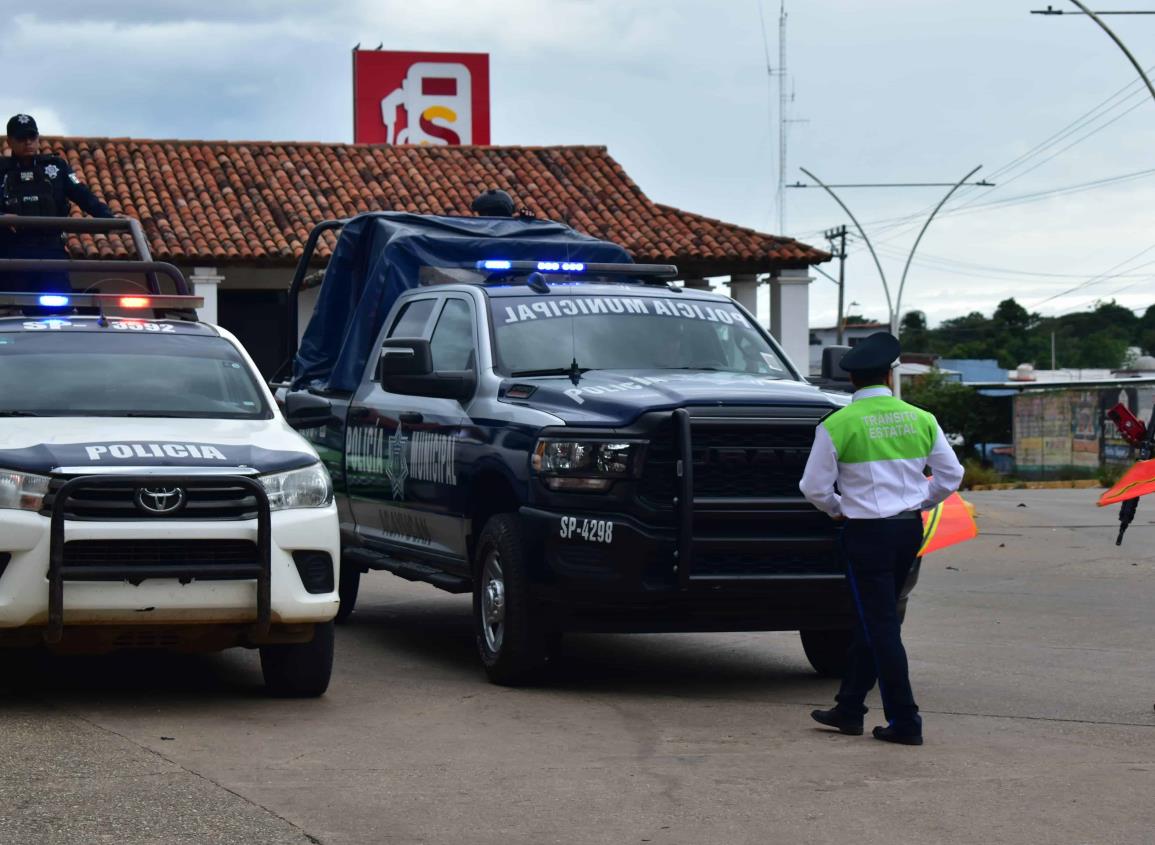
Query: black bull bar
46,475,272,644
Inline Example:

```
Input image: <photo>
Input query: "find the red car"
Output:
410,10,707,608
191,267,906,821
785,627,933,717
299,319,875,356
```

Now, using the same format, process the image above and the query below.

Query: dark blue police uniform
1,113,114,293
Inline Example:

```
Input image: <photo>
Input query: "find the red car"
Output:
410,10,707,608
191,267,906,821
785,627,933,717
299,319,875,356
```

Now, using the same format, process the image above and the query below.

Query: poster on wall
1070,390,1100,471
1041,392,1072,471
1014,393,1044,473
353,49,491,146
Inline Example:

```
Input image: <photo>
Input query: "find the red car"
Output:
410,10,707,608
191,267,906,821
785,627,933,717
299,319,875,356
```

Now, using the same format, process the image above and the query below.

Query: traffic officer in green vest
800,331,963,745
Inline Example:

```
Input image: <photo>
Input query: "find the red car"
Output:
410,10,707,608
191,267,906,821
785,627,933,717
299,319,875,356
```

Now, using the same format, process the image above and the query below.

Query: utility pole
824,225,848,343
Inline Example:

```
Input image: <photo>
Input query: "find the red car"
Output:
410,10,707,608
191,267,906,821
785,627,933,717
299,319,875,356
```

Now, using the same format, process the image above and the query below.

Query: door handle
349,407,371,421
400,412,424,425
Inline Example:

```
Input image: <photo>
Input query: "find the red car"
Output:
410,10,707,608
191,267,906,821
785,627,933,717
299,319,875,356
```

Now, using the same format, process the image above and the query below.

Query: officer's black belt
881,510,922,521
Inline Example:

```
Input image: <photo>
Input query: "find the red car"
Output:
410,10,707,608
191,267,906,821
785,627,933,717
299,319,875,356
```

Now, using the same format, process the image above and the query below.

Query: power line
1032,242,1155,306
794,62,1155,245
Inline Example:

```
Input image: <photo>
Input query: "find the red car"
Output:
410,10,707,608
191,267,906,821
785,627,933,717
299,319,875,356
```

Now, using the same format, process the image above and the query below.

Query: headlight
532,439,645,492
259,464,333,511
0,469,50,512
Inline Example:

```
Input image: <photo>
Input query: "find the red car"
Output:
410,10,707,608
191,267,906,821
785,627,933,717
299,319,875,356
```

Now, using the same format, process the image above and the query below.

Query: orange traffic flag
920,491,978,556
1097,459,1155,507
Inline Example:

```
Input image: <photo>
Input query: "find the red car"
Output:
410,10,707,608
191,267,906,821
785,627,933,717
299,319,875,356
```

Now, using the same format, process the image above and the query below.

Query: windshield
0,331,270,418
490,294,794,377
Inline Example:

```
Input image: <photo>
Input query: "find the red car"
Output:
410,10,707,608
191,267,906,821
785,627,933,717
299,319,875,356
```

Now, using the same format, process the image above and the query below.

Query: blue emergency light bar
474,260,679,280
0,293,204,310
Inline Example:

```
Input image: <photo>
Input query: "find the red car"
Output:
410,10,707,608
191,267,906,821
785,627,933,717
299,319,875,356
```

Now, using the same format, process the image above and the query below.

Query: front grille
44,479,259,520
639,416,820,504
693,548,842,578
62,539,259,581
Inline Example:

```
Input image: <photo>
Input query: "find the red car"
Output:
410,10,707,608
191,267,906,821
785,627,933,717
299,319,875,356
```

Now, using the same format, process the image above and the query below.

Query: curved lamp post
799,165,983,398
1066,0,1155,105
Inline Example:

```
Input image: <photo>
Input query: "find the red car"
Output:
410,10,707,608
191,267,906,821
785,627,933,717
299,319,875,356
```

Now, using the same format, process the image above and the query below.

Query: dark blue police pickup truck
282,212,917,684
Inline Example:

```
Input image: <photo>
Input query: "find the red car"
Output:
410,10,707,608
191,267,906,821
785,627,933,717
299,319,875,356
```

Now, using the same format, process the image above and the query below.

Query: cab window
388,298,437,338
429,299,475,371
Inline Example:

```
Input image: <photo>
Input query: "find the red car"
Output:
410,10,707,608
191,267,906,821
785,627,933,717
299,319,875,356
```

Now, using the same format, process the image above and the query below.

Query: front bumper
0,490,339,636
518,505,904,633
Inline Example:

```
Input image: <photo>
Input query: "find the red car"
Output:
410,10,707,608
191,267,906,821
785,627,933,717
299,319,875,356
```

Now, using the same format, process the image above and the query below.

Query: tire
260,621,334,697
334,560,361,624
473,514,547,686
800,628,852,678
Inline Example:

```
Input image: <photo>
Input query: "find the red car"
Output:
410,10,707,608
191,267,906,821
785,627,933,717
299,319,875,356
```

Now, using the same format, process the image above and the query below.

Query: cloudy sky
3,0,1154,327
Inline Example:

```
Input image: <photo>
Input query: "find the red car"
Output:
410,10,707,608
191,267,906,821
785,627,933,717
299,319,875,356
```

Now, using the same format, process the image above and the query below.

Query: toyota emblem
135,487,186,515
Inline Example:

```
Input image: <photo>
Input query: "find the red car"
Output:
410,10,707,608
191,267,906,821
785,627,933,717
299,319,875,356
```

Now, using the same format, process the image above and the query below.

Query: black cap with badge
838,331,901,373
6,113,39,139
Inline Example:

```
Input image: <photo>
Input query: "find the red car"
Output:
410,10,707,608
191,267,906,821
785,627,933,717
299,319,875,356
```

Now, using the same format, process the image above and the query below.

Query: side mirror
379,339,476,402
377,338,433,380
822,346,852,381
284,391,332,430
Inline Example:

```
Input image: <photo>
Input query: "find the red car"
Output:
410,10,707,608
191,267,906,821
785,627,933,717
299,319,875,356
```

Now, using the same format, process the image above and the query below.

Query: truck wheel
473,514,547,686
334,560,361,624
260,621,334,697
800,628,852,678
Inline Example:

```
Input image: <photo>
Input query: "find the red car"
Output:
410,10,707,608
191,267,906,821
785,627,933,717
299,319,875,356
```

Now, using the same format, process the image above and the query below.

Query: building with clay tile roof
7,136,831,375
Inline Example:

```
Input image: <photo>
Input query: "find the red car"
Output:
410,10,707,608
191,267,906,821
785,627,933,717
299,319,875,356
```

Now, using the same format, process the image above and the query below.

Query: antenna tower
776,2,788,233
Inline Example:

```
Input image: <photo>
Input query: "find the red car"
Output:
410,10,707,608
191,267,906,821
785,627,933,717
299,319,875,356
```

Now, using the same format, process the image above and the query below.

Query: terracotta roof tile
13,138,829,276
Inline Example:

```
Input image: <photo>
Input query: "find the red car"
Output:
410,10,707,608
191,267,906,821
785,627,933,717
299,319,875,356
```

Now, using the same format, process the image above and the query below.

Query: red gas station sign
353,50,490,145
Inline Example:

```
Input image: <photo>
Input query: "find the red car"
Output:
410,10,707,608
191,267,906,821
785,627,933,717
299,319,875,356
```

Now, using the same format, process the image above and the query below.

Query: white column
729,273,759,318
769,268,813,374
189,266,224,324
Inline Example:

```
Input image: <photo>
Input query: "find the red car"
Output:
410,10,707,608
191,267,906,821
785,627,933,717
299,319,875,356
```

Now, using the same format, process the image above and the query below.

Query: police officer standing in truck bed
1,113,115,292
800,331,964,746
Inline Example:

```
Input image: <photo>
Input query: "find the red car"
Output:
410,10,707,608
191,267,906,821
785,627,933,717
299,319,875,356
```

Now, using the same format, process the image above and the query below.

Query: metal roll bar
0,215,177,293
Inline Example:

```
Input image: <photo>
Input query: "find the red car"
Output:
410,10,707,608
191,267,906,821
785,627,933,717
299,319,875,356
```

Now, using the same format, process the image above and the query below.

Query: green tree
899,310,929,352
904,370,1011,452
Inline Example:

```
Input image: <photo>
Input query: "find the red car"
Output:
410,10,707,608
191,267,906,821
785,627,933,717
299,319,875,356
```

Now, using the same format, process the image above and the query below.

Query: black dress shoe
872,725,923,746
811,708,864,735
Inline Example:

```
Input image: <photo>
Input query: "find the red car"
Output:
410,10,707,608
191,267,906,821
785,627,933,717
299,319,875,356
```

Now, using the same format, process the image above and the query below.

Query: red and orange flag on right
1098,459,1155,507
920,491,978,556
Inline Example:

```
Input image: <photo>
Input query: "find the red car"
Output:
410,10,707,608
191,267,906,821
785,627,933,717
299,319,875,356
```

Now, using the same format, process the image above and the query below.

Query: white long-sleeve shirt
799,386,965,519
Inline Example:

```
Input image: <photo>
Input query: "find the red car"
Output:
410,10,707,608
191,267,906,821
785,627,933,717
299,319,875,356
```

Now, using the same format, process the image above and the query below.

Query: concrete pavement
2,489,1153,844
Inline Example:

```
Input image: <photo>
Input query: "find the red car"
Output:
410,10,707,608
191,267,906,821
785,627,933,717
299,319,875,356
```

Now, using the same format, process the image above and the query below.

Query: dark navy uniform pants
836,515,923,732
0,239,70,293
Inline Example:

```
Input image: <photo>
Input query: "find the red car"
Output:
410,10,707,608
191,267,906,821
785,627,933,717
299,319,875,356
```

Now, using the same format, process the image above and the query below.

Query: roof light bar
0,293,204,310
474,260,678,280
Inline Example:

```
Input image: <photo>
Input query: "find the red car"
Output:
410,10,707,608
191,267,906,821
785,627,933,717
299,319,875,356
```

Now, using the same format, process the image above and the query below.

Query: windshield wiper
510,362,591,390
511,366,592,379
0,410,42,417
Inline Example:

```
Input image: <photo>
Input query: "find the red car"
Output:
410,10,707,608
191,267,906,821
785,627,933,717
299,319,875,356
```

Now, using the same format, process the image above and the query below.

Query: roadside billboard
353,49,491,146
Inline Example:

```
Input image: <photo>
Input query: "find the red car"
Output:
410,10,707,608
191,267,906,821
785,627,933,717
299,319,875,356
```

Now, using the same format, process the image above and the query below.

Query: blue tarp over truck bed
292,212,633,393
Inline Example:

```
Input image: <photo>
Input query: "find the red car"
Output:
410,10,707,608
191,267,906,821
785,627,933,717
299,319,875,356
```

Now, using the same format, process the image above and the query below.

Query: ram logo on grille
135,487,187,515
705,447,809,470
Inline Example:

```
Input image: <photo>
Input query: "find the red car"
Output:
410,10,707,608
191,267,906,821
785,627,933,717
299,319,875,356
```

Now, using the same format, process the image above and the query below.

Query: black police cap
470,189,515,217
6,114,39,139
839,331,901,372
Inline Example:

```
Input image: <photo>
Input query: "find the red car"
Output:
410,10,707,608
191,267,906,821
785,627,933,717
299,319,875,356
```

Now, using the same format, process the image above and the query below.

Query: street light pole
895,165,983,333
1052,1,1155,106
798,166,983,399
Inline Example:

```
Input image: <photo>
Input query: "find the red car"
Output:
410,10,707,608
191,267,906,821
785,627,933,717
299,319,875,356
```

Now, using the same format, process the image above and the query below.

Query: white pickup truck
0,220,339,696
